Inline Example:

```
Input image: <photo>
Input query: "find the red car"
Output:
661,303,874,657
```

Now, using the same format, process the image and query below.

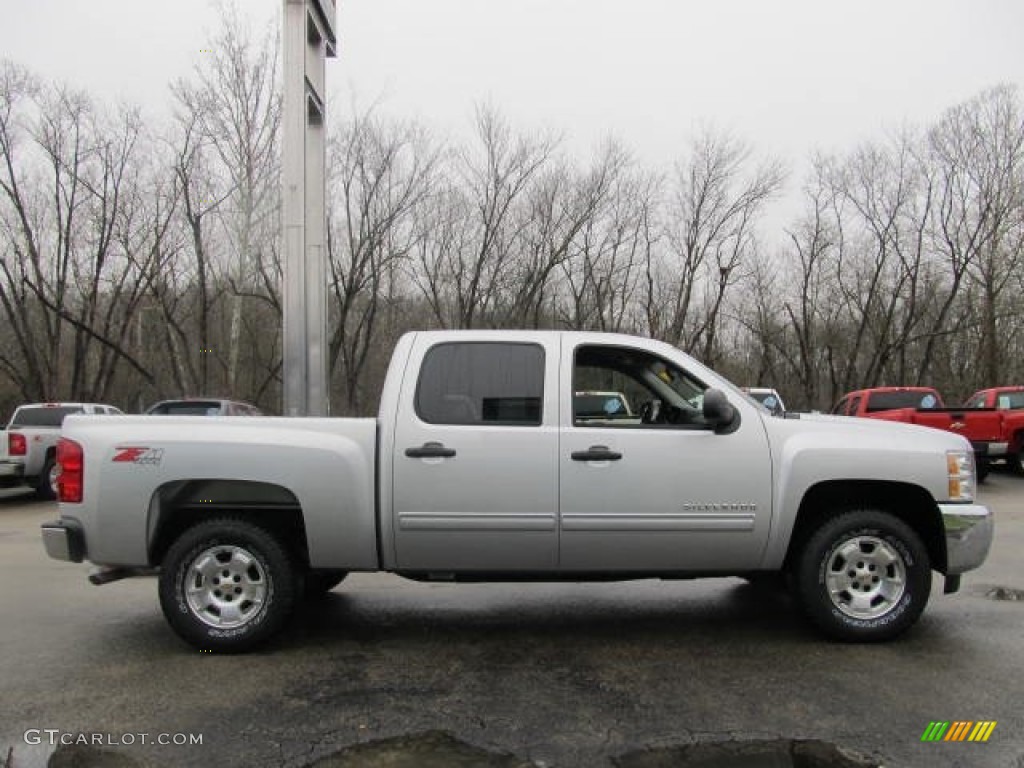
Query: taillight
56,438,84,503
8,432,26,456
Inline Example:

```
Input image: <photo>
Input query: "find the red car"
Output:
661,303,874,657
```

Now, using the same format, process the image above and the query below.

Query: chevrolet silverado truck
831,387,1006,481
0,403,123,499
41,332,993,652
965,386,1024,474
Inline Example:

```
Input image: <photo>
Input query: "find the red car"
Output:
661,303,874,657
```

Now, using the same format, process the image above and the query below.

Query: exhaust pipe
88,566,155,585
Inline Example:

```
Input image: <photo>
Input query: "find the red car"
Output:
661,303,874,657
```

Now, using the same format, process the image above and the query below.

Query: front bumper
41,520,85,563
971,441,1008,457
939,503,993,574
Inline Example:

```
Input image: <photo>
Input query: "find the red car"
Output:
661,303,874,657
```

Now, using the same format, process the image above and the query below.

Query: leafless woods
1,21,1021,416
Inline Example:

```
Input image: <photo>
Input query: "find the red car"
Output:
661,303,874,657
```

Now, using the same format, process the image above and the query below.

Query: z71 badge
112,446,164,466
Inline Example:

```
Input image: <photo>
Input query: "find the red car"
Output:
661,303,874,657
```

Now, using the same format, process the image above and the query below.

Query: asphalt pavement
1,474,1022,768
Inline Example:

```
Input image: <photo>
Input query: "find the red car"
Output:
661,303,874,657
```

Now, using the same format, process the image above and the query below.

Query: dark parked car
144,399,262,416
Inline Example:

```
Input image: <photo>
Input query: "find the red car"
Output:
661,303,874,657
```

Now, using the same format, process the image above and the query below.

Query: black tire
303,569,347,598
1007,452,1023,476
976,461,990,484
35,455,57,500
795,509,931,642
158,518,298,653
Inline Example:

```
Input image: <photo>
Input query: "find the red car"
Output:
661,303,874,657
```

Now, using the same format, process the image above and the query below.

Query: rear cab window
866,391,938,412
996,391,1024,410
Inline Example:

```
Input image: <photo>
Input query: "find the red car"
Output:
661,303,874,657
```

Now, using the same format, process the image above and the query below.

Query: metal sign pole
282,0,336,417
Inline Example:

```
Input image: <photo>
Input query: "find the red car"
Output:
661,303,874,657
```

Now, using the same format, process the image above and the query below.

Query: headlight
946,450,975,502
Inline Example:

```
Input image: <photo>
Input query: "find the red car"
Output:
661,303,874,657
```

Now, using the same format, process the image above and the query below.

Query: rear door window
415,342,544,426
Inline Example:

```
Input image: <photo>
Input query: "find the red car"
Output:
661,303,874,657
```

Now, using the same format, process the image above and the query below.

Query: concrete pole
282,0,336,416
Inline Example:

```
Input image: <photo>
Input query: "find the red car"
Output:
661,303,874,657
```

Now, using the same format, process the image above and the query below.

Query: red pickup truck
965,386,1024,474
832,387,1006,480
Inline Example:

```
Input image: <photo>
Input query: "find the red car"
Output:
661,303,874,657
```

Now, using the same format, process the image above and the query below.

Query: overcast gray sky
2,0,1022,180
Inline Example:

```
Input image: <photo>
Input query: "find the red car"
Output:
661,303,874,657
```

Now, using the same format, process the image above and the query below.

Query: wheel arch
783,480,946,574
148,479,309,568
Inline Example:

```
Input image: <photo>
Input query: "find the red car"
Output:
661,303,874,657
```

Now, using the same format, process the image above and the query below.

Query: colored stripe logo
921,721,997,742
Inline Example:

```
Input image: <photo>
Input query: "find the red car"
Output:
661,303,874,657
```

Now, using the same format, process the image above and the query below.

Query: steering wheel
640,399,662,424
661,403,689,425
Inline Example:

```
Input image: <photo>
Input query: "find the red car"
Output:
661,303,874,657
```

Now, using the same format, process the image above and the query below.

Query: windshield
147,401,224,416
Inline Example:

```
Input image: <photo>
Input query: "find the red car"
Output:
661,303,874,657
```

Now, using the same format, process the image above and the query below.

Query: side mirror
703,389,739,434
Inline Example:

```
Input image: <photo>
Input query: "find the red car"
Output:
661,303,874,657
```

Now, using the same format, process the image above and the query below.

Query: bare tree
0,63,162,403
927,86,1024,388
327,110,438,413
161,6,281,401
647,129,785,366
414,105,557,328
557,145,659,332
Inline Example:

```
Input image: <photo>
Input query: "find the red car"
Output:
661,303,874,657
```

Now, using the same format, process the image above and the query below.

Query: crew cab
832,387,1005,480
0,403,123,498
964,386,1024,473
41,332,993,652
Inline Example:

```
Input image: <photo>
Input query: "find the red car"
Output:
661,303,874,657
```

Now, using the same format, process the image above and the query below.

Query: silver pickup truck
41,331,993,652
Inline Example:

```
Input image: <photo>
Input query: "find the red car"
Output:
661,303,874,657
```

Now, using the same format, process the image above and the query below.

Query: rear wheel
795,509,931,642
158,518,298,653
35,455,57,500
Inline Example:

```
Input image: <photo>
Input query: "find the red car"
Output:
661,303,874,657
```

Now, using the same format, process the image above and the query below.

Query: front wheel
158,518,298,653
795,510,931,642
1007,451,1023,476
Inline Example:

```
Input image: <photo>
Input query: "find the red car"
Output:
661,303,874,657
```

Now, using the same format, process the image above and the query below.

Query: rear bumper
41,520,85,563
0,460,26,486
939,503,993,574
